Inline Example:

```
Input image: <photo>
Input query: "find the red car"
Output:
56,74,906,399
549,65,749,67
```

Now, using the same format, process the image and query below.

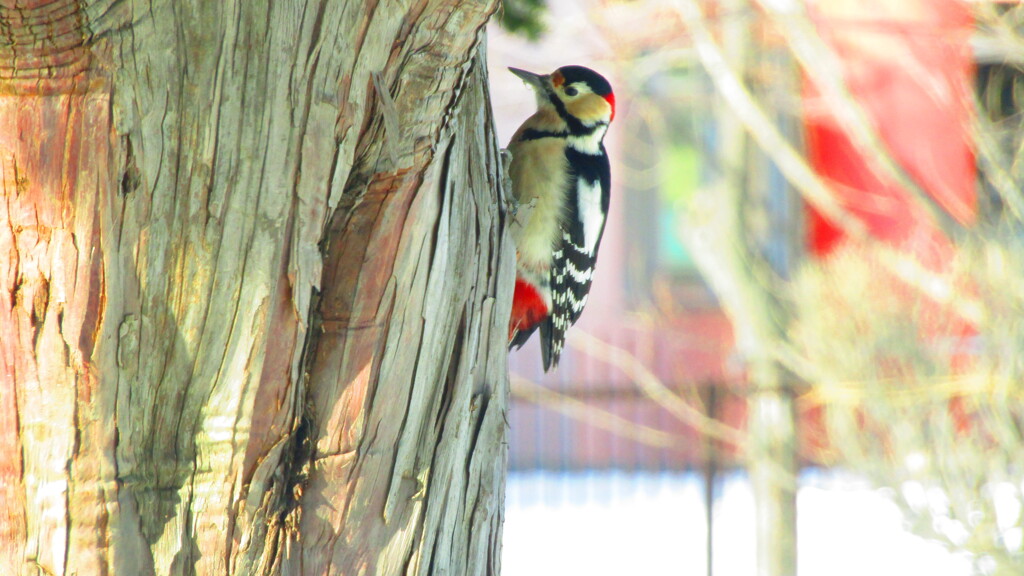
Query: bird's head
509,65,615,126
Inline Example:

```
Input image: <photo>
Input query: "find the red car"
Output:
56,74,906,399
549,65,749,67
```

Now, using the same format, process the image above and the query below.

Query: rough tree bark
0,1,513,575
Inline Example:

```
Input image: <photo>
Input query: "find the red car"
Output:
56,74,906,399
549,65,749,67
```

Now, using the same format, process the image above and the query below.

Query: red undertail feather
509,278,548,341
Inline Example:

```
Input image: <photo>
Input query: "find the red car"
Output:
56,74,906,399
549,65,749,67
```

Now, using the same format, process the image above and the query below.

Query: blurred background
488,0,1024,574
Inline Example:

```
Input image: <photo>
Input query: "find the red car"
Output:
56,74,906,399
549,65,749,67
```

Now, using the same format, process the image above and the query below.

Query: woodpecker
506,64,614,371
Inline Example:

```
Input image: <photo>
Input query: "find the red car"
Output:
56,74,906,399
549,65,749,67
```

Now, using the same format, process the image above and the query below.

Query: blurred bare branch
971,107,1024,222
672,0,868,239
510,374,680,448
567,330,746,448
786,240,1024,571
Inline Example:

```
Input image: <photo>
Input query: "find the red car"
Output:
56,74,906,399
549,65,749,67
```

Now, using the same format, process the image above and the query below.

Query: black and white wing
540,145,611,370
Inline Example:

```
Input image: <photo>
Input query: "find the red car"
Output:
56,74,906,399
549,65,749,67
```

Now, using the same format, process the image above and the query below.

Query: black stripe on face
519,128,569,141
546,92,596,136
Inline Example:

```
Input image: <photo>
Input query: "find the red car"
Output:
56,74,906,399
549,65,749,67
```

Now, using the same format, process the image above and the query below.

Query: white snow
502,470,973,576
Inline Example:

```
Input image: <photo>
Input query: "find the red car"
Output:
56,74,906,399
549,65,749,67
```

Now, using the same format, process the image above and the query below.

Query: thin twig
566,330,747,448
510,374,681,448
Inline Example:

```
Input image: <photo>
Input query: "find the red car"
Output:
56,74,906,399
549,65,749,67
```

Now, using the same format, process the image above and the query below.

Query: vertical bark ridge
295,16,512,567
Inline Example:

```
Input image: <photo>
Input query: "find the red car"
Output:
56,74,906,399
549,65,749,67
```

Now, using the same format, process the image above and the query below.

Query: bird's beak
508,67,547,91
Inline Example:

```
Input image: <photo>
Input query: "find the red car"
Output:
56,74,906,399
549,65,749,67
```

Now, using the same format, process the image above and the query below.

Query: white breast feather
567,125,607,155
577,178,604,255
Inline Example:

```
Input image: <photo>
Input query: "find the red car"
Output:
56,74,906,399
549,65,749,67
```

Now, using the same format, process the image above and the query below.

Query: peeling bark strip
1,1,510,575
0,1,111,575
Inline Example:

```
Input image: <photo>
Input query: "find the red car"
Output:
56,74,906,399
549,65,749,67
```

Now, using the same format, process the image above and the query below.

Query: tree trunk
0,2,512,575
677,1,800,574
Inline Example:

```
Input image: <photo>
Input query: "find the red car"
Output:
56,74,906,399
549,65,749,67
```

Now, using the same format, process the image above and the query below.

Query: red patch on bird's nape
509,278,548,340
604,92,615,122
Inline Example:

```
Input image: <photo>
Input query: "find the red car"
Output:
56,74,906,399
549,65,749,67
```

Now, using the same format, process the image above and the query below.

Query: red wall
804,0,976,256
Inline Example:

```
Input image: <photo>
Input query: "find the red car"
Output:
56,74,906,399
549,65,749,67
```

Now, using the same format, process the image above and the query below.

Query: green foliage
658,145,700,270
498,0,547,41
660,144,699,205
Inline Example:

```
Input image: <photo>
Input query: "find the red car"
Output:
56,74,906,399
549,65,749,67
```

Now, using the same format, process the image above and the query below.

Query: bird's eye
564,86,578,97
